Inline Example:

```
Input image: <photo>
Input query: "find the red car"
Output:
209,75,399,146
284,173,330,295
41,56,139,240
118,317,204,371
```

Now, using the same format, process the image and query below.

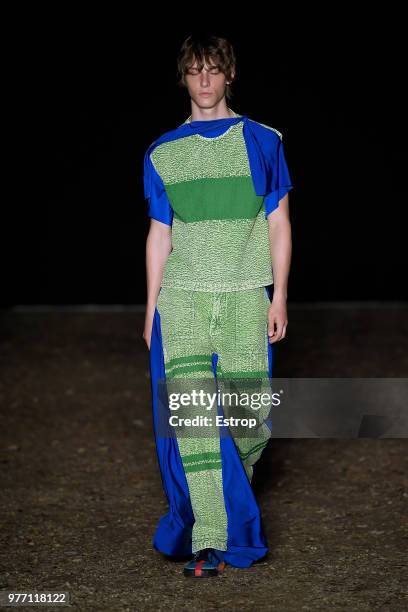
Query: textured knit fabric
146,109,293,291
155,285,273,553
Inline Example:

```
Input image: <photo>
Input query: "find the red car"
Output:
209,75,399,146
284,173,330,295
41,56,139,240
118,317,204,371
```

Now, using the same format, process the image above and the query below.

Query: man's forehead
190,56,219,68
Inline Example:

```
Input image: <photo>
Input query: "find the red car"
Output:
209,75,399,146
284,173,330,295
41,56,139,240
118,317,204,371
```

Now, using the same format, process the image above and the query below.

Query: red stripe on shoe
194,560,205,576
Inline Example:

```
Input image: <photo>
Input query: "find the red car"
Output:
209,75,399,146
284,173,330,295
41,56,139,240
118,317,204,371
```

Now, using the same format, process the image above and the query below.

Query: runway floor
0,305,407,610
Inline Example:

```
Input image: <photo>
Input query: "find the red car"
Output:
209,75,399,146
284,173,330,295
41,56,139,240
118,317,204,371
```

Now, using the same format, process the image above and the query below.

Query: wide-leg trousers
148,284,274,568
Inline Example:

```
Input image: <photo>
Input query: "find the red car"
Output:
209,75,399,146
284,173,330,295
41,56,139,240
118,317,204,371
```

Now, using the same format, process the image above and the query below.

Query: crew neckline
184,108,241,141
195,124,238,141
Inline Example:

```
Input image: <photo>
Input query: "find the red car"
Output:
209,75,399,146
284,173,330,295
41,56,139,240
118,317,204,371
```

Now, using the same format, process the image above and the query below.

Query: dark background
6,11,406,306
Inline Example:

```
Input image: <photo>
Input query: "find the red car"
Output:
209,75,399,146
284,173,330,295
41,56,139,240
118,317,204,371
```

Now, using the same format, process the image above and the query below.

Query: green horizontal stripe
181,450,221,463
165,354,212,368
166,176,264,222
184,460,222,473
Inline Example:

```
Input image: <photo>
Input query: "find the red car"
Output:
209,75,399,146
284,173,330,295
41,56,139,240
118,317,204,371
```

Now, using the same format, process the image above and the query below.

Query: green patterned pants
156,285,272,553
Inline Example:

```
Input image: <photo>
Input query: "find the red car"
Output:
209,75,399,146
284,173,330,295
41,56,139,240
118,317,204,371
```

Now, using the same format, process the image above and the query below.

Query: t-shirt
145,109,293,292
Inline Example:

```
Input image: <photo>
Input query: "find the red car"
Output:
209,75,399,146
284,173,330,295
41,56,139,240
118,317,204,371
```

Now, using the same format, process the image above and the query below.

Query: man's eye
186,67,221,75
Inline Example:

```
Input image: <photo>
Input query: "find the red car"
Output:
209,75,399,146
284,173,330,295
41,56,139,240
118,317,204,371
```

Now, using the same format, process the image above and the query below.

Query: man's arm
143,218,172,349
266,193,292,342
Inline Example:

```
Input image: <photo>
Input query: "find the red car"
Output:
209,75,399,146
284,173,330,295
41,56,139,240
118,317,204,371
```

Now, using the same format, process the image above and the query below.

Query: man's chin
192,96,222,110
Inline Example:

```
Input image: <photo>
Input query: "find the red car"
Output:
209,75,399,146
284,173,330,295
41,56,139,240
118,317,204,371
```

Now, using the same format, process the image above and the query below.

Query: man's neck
186,107,237,123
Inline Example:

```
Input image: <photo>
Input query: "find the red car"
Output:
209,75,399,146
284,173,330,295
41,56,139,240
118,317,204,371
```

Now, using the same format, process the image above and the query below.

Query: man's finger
268,319,286,342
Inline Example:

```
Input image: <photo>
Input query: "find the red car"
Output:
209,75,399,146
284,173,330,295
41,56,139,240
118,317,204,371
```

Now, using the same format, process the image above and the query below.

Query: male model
143,34,293,577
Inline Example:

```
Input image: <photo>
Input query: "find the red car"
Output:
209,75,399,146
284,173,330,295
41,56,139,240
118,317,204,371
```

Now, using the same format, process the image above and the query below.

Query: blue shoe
183,548,226,577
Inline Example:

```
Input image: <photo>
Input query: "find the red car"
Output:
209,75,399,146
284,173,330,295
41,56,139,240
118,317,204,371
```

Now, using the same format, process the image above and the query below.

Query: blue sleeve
143,149,174,226
264,136,294,219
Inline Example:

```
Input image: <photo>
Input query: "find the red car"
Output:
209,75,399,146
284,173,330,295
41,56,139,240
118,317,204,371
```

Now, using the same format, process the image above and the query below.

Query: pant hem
192,539,228,553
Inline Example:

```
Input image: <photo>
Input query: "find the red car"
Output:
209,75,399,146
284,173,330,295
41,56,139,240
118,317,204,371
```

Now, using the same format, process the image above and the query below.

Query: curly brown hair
176,33,237,100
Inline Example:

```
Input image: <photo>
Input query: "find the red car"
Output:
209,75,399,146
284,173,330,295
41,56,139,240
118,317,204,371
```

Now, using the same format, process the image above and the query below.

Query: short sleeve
143,149,174,226
263,136,294,219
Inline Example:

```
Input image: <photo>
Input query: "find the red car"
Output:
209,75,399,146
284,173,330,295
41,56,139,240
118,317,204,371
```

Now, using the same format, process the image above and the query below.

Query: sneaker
183,547,226,577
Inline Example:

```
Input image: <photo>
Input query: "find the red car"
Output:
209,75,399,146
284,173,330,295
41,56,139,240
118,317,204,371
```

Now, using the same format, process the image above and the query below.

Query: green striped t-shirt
149,110,283,292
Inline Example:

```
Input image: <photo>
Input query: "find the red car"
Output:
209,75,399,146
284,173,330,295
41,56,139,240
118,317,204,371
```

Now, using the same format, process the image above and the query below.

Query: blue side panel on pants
149,305,194,556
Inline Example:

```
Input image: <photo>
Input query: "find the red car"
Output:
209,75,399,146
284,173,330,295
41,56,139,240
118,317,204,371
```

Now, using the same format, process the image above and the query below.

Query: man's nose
200,71,210,86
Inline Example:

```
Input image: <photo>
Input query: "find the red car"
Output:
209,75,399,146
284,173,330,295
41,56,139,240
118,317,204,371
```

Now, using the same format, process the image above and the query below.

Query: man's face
184,56,233,109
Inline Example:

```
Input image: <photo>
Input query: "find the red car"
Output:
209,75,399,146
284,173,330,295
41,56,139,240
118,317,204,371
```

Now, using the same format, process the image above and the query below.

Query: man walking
143,33,293,577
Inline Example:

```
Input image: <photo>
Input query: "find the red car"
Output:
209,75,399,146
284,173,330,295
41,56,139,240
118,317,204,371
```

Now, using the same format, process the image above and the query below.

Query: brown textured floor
0,306,407,611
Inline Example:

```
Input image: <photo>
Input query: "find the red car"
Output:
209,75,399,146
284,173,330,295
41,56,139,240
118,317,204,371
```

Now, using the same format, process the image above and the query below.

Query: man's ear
226,69,236,85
